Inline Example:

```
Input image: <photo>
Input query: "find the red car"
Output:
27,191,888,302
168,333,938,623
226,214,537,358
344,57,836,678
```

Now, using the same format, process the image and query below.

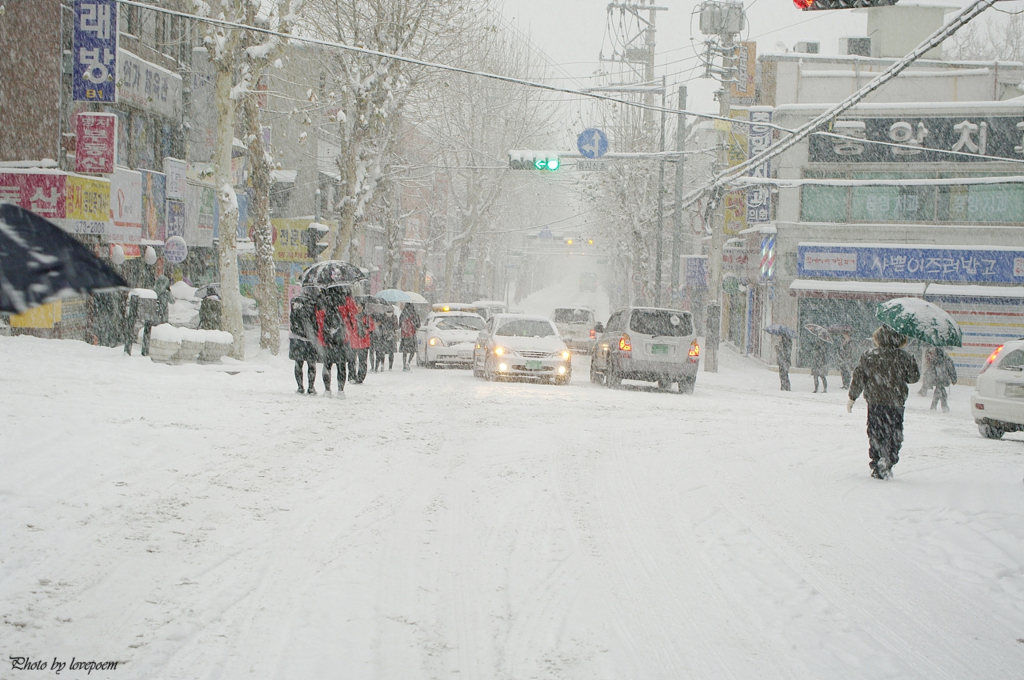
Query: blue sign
73,0,117,103
165,199,185,239
798,244,1024,284
577,128,608,159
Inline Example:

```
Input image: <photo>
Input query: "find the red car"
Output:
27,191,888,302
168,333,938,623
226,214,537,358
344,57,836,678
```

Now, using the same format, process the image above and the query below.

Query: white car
472,314,572,384
971,338,1024,439
416,311,486,368
552,306,597,353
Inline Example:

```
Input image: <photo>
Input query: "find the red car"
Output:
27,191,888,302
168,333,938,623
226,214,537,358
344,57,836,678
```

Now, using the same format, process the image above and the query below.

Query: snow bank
170,280,198,300
129,288,157,300
150,323,182,343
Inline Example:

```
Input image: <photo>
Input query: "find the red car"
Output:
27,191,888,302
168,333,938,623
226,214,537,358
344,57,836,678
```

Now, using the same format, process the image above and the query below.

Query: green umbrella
875,297,962,347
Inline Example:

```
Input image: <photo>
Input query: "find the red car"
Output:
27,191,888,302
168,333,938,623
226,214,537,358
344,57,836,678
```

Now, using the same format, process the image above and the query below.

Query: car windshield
629,310,693,337
999,348,1024,370
436,316,484,331
553,309,592,324
496,319,556,337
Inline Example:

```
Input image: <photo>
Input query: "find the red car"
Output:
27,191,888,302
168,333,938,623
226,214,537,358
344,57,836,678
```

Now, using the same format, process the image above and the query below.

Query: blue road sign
73,0,118,103
577,128,608,159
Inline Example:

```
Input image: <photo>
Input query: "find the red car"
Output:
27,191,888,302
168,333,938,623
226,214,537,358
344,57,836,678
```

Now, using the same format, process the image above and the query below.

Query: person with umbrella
847,325,920,479
344,298,374,384
372,304,398,371
809,333,830,393
317,287,355,398
399,302,420,371
289,288,321,394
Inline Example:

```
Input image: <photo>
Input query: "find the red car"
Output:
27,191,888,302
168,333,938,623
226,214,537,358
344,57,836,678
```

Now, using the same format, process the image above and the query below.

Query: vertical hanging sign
73,0,118,103
74,112,118,173
747,109,773,225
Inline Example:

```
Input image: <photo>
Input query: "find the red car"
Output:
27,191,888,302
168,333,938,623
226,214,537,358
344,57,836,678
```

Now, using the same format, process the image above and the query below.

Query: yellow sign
10,301,62,328
724,110,749,235
271,218,335,262
731,42,757,100
64,175,111,236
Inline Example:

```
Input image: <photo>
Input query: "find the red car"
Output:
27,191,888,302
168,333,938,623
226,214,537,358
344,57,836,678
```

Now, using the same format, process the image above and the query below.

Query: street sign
576,160,607,172
577,128,609,159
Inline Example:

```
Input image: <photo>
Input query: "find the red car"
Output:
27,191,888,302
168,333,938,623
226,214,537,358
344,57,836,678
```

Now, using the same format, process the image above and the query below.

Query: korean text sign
73,0,117,103
798,244,1024,284
75,112,117,174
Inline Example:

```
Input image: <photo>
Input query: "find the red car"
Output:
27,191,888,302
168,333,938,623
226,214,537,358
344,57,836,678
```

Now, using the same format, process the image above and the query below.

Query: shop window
800,184,846,222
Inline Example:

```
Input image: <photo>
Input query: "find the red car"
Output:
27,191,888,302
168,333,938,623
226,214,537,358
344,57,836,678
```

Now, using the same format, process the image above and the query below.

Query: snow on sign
74,112,117,174
798,244,1024,283
577,128,608,159
116,49,182,120
73,0,117,103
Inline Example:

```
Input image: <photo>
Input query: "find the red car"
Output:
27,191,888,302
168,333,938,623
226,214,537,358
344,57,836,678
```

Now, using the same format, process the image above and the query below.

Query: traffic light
793,0,898,9
509,150,561,171
306,223,330,260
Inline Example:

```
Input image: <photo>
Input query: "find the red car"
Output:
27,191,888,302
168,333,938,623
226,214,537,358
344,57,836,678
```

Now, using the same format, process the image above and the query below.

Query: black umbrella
299,260,367,289
0,203,128,314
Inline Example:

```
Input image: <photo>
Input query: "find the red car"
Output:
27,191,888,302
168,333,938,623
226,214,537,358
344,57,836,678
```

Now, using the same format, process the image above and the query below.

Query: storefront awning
789,279,926,298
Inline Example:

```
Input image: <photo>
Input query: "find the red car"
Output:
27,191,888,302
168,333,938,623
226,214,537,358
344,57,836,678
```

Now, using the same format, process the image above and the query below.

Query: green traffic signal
510,151,561,171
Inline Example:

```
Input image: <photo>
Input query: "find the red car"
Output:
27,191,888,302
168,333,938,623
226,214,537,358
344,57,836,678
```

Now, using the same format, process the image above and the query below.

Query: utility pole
671,85,687,305
654,76,666,306
699,0,744,373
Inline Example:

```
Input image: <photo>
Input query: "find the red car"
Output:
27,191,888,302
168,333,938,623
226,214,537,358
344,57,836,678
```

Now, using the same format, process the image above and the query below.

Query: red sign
75,112,117,174
402,251,417,265
0,172,66,219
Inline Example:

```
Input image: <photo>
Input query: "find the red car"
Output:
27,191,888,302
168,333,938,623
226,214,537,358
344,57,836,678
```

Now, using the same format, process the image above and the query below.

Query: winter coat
317,293,350,363
341,300,373,350
776,336,792,371
809,339,829,375
288,292,320,363
930,347,958,388
849,326,921,408
837,335,856,370
399,306,420,338
379,311,398,346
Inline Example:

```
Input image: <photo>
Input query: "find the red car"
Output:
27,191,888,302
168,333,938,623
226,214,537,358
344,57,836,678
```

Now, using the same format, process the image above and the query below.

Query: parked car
590,306,700,393
971,339,1024,439
551,306,597,354
416,311,486,368
470,300,509,321
472,314,572,385
193,283,259,325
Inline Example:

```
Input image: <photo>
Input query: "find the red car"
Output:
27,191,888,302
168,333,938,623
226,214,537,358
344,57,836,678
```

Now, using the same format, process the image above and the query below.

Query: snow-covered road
2,332,1022,679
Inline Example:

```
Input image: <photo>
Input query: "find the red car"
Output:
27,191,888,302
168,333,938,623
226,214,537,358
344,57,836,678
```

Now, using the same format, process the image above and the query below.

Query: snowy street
2,331,1022,679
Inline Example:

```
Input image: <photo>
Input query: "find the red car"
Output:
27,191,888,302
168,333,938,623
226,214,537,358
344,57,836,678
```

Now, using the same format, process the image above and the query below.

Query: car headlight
560,350,571,360
493,346,509,356
429,336,445,347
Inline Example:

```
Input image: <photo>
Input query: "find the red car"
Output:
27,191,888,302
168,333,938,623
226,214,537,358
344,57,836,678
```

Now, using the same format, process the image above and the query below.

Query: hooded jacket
849,326,921,407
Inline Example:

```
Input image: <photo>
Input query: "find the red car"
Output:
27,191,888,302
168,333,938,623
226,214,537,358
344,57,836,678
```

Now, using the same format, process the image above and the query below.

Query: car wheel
556,371,571,386
485,356,497,382
678,376,696,394
472,351,484,378
979,422,1004,439
589,359,603,384
657,377,671,391
606,363,622,388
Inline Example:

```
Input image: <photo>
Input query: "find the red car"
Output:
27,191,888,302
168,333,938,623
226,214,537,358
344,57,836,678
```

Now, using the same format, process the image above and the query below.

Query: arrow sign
577,128,609,159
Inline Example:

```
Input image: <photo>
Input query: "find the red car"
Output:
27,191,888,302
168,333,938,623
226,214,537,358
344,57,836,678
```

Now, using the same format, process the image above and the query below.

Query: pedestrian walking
399,302,420,371
810,336,829,393
929,347,957,412
837,331,856,389
847,325,921,479
344,299,374,384
378,306,398,371
289,289,320,394
776,335,792,391
918,345,937,397
317,288,353,398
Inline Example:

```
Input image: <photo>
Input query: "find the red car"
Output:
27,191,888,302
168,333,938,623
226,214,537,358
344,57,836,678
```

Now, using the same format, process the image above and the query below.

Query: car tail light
618,334,632,352
980,345,1003,374
590,328,596,339
688,340,700,358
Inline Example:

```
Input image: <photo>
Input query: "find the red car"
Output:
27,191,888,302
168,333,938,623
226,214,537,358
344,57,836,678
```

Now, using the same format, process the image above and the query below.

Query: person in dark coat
847,325,921,479
837,331,856,389
379,307,398,370
810,336,829,393
289,290,320,394
198,293,222,330
317,288,354,398
776,335,792,391
929,347,957,412
399,303,420,371
918,345,937,397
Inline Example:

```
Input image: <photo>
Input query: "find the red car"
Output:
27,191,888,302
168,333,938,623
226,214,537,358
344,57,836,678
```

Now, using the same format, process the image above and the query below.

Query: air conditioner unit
840,37,872,57
794,41,820,54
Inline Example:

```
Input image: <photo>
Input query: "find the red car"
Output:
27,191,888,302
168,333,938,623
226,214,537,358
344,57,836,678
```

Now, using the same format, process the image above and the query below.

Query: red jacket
340,298,375,350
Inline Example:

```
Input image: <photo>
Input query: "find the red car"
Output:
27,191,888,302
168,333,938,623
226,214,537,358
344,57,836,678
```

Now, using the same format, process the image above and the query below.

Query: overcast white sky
498,0,986,120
